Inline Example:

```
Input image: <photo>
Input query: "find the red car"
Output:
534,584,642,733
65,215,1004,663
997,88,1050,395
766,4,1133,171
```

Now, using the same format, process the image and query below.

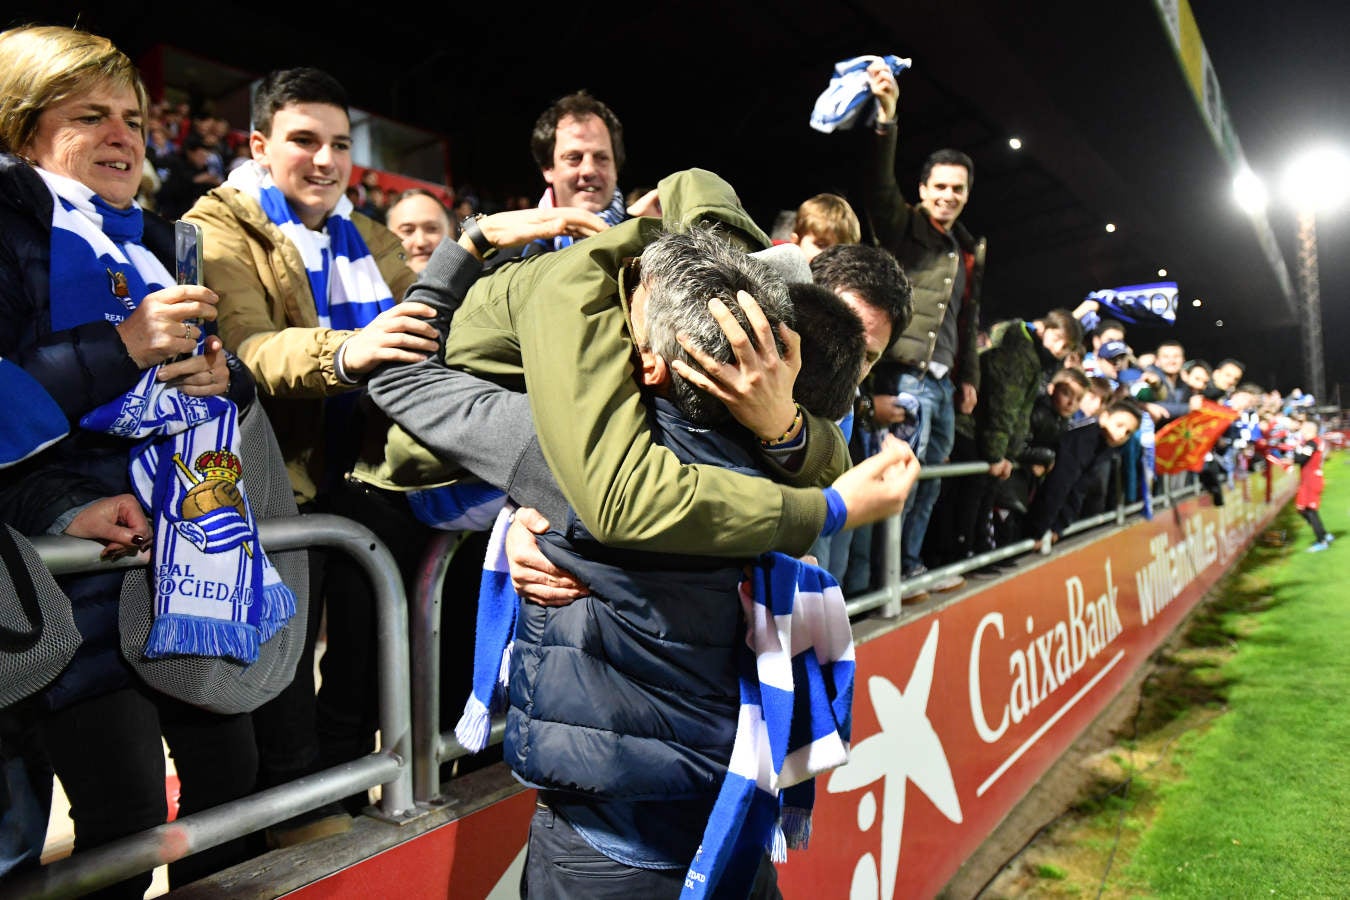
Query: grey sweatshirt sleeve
368,240,568,523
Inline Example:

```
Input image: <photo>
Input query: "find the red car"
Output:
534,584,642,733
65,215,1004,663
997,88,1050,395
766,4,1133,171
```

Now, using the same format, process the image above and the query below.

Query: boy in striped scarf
185,67,434,834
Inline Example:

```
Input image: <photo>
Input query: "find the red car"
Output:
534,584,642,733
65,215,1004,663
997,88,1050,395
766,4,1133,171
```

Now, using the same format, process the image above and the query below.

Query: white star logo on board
826,621,963,900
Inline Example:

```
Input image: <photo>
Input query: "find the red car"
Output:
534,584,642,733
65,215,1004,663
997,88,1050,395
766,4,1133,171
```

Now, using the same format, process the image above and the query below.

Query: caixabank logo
779,471,1290,898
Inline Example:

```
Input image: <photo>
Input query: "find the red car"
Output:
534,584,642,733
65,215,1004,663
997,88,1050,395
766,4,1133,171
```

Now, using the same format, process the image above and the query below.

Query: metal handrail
407,459,1208,800
10,514,415,900
844,461,1206,618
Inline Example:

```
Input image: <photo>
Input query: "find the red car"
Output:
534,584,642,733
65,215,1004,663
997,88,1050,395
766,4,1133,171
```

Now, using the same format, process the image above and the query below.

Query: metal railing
8,514,415,900
843,462,1204,619
8,462,1222,893
404,462,1208,802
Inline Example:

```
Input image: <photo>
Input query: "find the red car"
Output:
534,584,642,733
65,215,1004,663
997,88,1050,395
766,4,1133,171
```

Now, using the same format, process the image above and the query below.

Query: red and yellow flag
1153,400,1240,474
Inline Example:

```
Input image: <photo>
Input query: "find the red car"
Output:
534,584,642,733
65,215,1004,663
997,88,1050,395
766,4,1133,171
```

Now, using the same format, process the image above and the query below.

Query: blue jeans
890,370,956,571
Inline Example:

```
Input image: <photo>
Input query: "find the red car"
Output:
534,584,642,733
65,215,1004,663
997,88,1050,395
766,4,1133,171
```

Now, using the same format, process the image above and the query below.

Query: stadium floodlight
1233,166,1268,215
1282,145,1350,213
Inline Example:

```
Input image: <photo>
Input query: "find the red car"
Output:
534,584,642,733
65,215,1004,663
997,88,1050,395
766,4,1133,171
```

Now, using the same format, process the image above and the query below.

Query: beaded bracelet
759,404,804,447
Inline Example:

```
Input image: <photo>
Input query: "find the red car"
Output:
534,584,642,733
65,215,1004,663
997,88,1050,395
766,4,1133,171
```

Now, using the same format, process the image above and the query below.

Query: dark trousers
250,546,325,791
315,481,433,794
520,803,781,900
38,686,256,897
1300,507,1329,543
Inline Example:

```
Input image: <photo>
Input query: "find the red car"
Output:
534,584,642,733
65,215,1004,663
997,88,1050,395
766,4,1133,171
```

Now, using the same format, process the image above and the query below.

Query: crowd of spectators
1,25,1338,900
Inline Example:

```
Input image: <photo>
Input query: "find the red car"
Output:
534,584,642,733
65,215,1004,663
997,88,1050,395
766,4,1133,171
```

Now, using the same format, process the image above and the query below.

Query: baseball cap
1098,340,1130,361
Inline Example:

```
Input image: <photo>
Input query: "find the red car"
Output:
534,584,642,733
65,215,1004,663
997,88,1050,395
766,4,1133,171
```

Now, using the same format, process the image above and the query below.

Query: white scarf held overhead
810,54,912,133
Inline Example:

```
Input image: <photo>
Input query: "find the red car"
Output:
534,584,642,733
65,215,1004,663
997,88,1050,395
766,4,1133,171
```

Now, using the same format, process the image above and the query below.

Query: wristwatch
459,213,496,259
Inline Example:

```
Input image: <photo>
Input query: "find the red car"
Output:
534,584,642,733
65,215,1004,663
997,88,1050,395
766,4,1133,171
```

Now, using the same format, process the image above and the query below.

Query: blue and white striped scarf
451,542,855,891
529,185,628,254
683,554,854,898
0,358,66,468
82,379,295,661
453,506,518,753
225,161,394,329
810,54,911,133
37,166,293,662
408,482,507,533
1139,413,1155,520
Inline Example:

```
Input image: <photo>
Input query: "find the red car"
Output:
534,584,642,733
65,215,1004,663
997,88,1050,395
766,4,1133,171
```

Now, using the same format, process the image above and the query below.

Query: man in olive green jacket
373,169,915,560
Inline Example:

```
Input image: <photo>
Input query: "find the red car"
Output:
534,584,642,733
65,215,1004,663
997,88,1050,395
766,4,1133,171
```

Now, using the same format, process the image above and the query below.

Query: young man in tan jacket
186,67,435,840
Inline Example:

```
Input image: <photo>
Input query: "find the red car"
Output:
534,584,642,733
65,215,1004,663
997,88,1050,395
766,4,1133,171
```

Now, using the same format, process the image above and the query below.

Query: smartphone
175,220,203,288
171,221,205,362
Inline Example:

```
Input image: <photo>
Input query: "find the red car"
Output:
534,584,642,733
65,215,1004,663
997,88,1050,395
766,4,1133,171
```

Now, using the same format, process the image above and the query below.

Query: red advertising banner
285,469,1295,899
777,467,1296,898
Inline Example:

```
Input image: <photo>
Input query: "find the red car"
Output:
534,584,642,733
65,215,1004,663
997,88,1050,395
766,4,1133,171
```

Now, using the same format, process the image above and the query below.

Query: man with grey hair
634,227,794,426
367,182,917,890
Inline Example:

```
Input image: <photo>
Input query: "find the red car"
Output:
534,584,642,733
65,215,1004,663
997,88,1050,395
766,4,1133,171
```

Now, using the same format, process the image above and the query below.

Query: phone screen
175,220,203,287
171,221,205,361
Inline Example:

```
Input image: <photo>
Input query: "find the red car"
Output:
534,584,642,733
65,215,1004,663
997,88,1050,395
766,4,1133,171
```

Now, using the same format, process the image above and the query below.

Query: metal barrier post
19,514,416,899
292,515,416,820
878,513,904,618
411,531,459,805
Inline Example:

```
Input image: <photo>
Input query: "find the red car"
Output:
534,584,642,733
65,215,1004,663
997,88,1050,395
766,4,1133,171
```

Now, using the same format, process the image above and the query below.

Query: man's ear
249,130,269,166
788,232,801,246
639,347,669,388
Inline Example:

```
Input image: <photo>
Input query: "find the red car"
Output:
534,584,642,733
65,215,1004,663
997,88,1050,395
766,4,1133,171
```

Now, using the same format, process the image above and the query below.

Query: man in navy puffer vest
510,228,867,898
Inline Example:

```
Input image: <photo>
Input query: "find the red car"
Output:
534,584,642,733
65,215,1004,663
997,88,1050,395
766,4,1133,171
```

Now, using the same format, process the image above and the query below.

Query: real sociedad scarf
38,166,293,662
453,506,518,753
225,161,394,329
529,186,628,254
682,554,855,899
1079,282,1178,331
82,380,295,661
0,358,67,468
809,54,911,133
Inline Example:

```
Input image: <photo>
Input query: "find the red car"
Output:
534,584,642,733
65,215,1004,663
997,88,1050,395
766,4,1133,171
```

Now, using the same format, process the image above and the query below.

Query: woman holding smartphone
0,24,258,895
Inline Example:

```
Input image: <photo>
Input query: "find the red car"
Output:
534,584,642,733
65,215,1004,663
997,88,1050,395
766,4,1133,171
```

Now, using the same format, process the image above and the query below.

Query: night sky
7,1,1348,398
1192,0,1350,400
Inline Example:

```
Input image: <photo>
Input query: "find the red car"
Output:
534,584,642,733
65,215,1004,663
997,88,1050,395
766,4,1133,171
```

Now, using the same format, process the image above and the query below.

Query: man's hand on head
670,291,802,443
340,301,440,376
833,434,921,529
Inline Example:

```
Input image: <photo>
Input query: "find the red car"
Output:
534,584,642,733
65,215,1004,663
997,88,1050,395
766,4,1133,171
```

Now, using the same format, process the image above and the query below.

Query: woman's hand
64,494,151,561
157,335,230,396
116,285,219,369
505,507,588,607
